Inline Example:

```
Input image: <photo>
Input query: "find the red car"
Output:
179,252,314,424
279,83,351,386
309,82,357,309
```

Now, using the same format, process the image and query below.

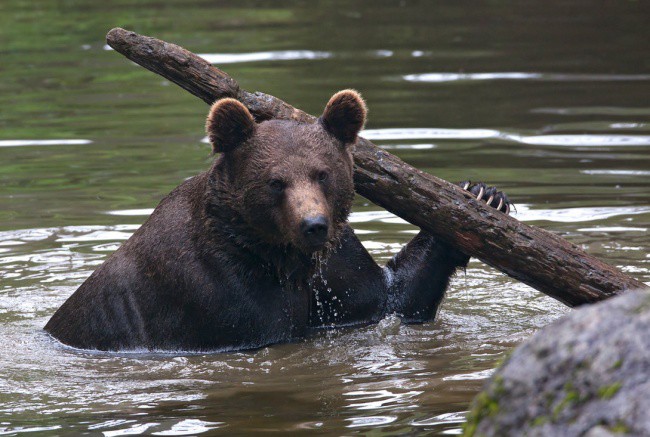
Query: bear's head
205,90,367,257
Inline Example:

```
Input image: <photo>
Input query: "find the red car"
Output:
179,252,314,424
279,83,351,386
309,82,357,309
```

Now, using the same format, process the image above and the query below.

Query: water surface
1,1,649,435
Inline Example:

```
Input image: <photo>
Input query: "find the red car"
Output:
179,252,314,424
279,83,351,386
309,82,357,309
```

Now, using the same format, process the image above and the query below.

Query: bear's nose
300,215,329,247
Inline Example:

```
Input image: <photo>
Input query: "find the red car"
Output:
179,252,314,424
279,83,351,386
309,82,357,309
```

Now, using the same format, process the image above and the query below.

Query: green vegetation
531,416,549,427
552,384,583,420
598,382,622,400
463,377,505,437
608,421,630,434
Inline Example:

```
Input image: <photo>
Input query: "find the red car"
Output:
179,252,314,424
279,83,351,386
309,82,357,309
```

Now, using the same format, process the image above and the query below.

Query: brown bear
45,90,510,352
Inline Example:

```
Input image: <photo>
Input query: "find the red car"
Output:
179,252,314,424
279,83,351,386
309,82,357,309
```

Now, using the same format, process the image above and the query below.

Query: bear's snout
300,215,329,249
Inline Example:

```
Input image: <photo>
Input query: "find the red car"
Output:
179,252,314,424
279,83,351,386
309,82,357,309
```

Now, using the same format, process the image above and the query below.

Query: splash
375,314,401,337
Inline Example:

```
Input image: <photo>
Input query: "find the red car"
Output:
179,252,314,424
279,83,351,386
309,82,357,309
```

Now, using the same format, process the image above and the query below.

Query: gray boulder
465,289,650,437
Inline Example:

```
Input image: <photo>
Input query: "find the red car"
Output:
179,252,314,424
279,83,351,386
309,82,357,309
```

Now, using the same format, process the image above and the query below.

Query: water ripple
359,128,650,147
531,107,650,116
581,170,650,176
361,128,500,141
577,226,648,233
0,139,92,147
349,205,650,225
0,425,62,435
442,368,495,381
198,50,332,64
107,208,155,216
508,134,650,147
411,411,467,427
379,143,436,150
346,415,397,428
345,389,423,410
516,204,650,223
404,72,650,83
151,419,224,436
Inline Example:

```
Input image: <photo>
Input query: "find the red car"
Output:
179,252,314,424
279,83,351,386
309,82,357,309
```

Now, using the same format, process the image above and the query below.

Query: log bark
106,27,646,307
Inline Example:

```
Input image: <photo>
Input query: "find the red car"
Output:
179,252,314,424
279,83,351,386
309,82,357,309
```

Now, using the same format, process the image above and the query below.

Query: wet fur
45,91,471,352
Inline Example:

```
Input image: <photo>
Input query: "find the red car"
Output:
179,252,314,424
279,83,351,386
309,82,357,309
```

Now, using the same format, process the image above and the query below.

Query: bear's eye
317,171,329,183
268,179,285,193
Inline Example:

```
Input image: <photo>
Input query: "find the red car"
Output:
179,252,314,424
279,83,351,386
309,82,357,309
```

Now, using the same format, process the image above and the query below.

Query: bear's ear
319,89,367,145
206,98,256,153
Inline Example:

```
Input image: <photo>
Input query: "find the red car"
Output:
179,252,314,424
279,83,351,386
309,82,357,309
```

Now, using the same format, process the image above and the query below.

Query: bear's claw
458,181,512,215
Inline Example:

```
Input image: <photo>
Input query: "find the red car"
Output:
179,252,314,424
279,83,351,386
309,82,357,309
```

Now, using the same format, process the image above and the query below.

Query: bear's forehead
233,120,348,178
253,120,334,155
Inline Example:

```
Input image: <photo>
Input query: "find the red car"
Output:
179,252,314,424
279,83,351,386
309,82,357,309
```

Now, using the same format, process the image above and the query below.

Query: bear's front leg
384,182,511,322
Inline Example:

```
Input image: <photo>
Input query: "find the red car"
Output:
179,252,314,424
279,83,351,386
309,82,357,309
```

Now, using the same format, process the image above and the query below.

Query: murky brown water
1,1,648,435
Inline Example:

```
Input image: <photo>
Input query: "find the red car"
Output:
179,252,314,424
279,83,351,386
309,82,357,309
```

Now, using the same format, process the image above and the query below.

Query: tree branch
106,27,646,306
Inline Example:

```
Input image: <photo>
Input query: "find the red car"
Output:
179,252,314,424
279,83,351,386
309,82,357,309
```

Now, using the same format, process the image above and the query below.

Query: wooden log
106,27,646,307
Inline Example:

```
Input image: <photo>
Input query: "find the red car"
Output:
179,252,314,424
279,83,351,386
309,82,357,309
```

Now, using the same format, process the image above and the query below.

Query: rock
464,289,650,437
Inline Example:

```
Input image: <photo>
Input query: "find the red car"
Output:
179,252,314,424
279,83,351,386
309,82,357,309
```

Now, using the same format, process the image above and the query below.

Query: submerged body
45,171,466,351
45,91,508,352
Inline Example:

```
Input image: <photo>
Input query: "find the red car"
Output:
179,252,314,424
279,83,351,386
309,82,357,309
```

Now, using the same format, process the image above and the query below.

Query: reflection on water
362,128,500,140
350,205,650,226
578,226,647,233
362,128,650,147
1,0,649,434
532,107,650,116
404,72,650,83
198,50,332,64
511,134,650,147
514,205,650,223
581,170,650,176
0,139,93,147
